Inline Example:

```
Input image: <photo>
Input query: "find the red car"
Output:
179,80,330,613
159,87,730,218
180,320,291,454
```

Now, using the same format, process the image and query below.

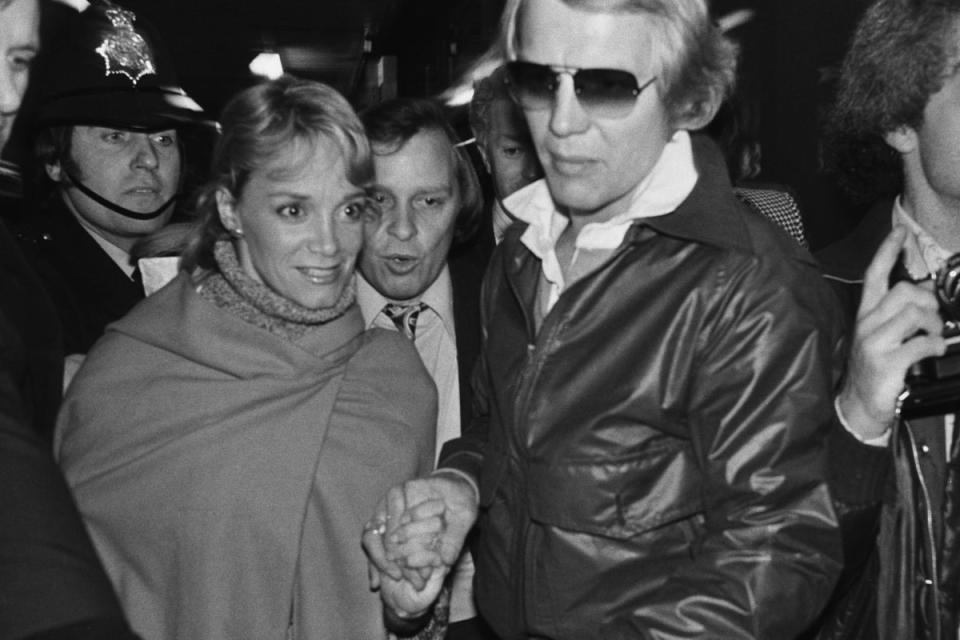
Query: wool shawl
55,272,437,639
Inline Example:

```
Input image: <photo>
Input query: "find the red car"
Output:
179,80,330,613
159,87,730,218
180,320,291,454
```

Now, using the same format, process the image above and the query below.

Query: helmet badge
95,7,157,86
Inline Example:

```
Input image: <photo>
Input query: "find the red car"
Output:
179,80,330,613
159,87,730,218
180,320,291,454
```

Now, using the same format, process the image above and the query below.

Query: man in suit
357,97,493,639
0,0,140,636
16,2,212,356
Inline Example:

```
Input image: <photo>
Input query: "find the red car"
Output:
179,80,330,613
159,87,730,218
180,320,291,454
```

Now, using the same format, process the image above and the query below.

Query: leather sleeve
437,239,505,482
627,254,845,639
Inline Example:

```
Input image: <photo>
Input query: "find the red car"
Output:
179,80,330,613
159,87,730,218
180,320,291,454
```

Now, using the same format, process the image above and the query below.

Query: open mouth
383,254,419,274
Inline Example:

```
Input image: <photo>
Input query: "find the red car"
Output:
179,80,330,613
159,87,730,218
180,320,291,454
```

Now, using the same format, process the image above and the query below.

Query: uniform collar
67,201,136,277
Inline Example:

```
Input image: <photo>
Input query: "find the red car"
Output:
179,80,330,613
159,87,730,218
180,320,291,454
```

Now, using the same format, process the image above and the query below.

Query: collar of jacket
500,133,819,272
816,199,894,283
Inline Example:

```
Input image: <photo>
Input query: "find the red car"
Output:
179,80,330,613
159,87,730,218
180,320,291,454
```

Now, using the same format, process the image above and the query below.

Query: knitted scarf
198,239,356,342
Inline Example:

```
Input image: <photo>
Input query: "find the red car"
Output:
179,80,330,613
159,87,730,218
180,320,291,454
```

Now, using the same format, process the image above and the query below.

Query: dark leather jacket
817,201,960,640
442,138,846,639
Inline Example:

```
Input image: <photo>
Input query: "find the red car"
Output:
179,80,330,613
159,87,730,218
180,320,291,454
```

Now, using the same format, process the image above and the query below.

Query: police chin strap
65,171,177,221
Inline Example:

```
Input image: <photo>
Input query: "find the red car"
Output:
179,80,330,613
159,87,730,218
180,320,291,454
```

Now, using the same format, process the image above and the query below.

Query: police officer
17,0,215,357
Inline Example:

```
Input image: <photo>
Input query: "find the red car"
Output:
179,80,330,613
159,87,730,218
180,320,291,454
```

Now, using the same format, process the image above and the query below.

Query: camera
895,253,960,418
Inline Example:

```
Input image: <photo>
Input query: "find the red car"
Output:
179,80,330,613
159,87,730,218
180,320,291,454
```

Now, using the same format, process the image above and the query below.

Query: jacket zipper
504,265,567,635
500,236,637,635
903,419,942,640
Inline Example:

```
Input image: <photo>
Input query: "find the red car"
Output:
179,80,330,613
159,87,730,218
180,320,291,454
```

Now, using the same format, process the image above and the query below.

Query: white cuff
835,395,891,448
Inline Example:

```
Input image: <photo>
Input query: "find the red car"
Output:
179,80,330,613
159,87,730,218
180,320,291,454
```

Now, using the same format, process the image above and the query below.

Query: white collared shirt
892,196,955,279
502,130,699,313
357,268,460,460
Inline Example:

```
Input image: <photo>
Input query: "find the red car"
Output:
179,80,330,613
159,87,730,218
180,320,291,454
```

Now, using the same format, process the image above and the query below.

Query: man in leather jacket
364,0,846,637
816,1,960,638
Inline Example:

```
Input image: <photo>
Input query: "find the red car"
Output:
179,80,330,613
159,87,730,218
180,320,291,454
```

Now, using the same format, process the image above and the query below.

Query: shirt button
920,444,931,456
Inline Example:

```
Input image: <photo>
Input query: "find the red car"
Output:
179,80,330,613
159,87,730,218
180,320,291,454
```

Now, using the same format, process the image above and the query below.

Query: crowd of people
3,0,960,638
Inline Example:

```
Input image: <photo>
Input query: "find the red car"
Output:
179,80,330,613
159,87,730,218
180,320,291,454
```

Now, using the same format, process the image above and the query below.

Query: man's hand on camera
838,227,948,440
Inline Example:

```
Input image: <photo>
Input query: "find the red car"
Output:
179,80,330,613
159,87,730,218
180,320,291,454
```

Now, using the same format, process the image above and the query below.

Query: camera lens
936,253,960,323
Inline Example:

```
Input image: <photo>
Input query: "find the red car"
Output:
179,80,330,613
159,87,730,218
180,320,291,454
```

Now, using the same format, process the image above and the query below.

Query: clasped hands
362,472,479,624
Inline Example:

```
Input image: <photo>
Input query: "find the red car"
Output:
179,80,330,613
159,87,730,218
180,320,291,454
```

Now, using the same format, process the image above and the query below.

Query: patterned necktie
383,302,426,340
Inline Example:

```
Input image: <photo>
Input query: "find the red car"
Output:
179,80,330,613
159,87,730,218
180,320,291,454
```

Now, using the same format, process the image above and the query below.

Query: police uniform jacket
16,194,143,355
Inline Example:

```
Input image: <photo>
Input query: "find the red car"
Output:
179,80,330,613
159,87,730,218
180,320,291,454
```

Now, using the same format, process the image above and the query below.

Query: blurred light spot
249,52,284,79
54,0,90,10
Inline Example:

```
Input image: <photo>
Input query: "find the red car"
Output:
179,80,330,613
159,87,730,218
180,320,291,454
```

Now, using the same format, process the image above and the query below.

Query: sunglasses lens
505,61,557,110
576,69,640,117
505,61,646,118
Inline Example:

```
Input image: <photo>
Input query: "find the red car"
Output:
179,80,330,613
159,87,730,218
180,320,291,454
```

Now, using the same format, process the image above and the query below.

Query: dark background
16,0,879,250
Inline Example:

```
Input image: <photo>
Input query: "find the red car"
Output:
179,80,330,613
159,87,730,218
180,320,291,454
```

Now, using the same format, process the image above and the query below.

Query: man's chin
372,279,425,303
121,195,175,213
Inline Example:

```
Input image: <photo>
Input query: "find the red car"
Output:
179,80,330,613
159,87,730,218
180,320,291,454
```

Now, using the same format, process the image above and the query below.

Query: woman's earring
231,227,245,239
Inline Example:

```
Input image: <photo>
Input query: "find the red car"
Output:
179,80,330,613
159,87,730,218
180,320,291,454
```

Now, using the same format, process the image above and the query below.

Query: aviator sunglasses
504,60,656,119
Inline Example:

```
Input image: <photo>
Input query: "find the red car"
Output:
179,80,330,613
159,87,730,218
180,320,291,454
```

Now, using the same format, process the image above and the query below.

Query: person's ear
674,89,724,132
215,188,244,238
884,125,919,155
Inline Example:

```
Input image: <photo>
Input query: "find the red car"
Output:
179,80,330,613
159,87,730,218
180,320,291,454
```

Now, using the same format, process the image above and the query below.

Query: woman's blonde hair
180,75,372,272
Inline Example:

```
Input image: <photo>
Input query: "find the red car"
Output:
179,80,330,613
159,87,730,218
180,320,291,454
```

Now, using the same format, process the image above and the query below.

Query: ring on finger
363,519,387,536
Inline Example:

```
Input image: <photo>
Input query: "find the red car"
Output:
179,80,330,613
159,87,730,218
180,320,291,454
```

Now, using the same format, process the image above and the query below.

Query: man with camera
816,0,960,637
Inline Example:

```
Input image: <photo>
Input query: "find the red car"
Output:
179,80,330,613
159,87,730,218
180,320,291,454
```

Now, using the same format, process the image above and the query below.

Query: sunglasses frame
504,60,656,119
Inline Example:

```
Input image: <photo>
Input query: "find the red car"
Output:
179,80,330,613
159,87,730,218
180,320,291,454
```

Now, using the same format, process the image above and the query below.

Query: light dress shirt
502,129,698,316
357,267,477,624
357,268,460,459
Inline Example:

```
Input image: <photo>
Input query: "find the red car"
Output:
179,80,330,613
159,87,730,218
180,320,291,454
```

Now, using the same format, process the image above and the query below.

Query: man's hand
362,472,479,618
838,227,948,439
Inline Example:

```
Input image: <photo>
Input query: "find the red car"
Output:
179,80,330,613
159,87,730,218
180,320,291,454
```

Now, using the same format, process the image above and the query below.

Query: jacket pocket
525,439,703,539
